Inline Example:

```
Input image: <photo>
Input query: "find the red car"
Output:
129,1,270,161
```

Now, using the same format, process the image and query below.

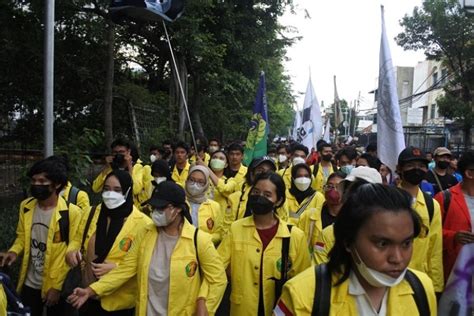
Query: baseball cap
433,147,452,157
398,146,429,165
344,166,383,184
250,156,277,171
146,181,185,209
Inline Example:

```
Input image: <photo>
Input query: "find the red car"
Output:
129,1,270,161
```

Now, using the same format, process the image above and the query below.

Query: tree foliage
1,0,297,153
396,0,473,147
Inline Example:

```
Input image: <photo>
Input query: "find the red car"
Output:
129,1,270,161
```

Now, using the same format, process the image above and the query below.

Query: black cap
250,155,277,171
398,146,429,165
146,181,185,209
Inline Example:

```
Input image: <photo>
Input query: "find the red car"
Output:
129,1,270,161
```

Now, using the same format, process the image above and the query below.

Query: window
441,68,448,85
402,81,410,98
432,71,438,86
430,104,436,119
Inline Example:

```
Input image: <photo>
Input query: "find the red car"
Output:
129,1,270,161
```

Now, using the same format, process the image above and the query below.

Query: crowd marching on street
0,136,473,316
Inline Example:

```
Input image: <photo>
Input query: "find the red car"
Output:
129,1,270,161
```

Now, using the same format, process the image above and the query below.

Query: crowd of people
0,136,473,316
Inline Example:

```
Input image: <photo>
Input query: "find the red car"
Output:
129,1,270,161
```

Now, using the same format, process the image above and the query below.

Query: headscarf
95,170,133,263
289,163,315,204
185,165,210,204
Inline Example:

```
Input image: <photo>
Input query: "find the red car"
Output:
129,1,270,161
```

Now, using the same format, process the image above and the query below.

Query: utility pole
44,0,55,157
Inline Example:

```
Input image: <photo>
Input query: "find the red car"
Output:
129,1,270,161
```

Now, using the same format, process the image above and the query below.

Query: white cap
344,166,382,184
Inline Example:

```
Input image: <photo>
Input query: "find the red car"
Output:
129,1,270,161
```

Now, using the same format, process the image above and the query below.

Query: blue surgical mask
340,165,355,175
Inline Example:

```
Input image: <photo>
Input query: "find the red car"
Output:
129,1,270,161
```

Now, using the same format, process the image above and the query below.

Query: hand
68,287,94,309
66,250,82,267
91,261,116,278
0,252,17,267
455,231,474,245
124,153,133,167
44,288,60,306
196,298,209,316
105,155,114,164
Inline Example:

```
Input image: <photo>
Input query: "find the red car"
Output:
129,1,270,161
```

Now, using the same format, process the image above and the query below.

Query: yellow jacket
9,197,81,297
286,190,325,226
62,181,90,211
171,161,191,188
209,176,238,213
310,163,334,193
89,220,227,316
189,153,211,165
189,199,224,246
67,205,151,311
91,162,144,208
410,189,444,292
227,164,248,189
218,216,311,316
296,204,327,263
225,185,289,234
277,166,292,190
276,266,437,315
314,224,335,265
0,285,5,316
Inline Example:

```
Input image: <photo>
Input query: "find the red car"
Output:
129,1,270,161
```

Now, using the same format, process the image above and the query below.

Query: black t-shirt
321,204,337,229
425,170,458,194
224,167,239,179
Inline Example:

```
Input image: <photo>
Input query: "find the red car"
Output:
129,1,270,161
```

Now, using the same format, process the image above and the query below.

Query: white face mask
208,146,219,154
294,177,311,191
150,154,157,163
292,157,306,166
154,177,167,185
210,158,226,171
102,187,130,209
278,154,288,163
151,209,177,227
186,182,206,196
352,249,407,287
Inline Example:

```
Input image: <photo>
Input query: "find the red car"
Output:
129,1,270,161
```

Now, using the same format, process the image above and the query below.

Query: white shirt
25,205,54,289
349,271,389,316
464,193,474,232
190,202,200,228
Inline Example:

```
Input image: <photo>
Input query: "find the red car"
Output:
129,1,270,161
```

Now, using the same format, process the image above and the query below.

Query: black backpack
311,264,430,316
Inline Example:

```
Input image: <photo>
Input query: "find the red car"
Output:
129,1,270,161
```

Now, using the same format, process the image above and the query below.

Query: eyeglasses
187,179,206,187
323,184,337,191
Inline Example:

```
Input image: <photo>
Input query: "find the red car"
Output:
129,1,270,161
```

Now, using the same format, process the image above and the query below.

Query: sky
280,1,427,112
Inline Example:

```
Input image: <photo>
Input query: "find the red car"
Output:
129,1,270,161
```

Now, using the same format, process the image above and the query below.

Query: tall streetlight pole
44,0,55,157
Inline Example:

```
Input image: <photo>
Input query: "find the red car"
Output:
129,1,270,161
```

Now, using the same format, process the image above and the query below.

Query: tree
396,0,474,148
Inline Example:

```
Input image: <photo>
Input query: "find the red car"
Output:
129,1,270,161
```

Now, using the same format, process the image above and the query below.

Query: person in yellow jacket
286,163,325,225
185,165,224,246
92,139,144,208
218,172,311,316
189,143,211,165
224,142,247,188
278,143,309,190
396,146,444,293
65,170,151,315
274,184,437,316
68,181,227,316
310,142,335,193
225,157,288,234
0,159,81,316
171,141,191,187
298,171,346,262
207,150,238,213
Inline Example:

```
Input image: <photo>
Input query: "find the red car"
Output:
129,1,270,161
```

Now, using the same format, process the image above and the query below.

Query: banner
377,6,405,172
296,77,323,151
243,72,268,166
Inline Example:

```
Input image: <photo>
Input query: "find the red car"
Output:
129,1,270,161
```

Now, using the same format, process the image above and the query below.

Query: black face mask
31,184,54,201
437,161,449,170
247,195,275,215
322,154,332,162
402,168,427,185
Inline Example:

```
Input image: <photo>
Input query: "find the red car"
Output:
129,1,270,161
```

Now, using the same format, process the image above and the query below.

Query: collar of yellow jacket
23,196,69,218
144,218,196,240
241,216,292,238
330,270,415,305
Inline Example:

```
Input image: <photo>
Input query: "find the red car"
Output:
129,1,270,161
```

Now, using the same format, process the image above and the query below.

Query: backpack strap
293,192,317,218
68,186,80,205
422,191,434,225
193,228,200,269
405,270,430,316
312,264,331,316
312,164,319,178
80,206,97,251
236,183,248,220
273,224,292,307
441,189,452,224
58,210,70,244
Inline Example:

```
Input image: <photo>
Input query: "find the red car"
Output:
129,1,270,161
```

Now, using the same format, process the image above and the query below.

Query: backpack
311,264,430,316
67,186,80,206
0,272,31,315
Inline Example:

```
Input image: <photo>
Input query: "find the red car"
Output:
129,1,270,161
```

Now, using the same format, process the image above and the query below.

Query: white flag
292,110,301,140
323,119,331,143
377,6,405,172
296,77,323,151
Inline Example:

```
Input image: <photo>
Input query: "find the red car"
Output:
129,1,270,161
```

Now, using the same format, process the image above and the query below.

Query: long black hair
327,183,421,285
